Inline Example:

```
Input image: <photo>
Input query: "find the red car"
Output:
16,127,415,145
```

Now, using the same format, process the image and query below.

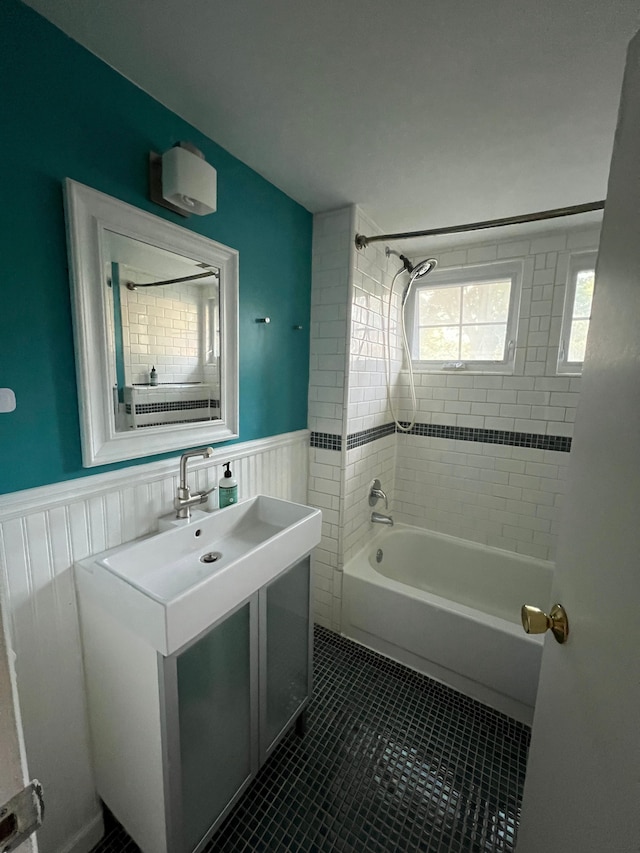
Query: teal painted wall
0,1,312,495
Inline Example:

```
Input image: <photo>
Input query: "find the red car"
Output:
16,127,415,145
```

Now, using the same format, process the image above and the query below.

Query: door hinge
0,781,44,852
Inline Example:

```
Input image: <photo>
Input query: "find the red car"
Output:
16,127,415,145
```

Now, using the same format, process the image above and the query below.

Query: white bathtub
341,525,553,724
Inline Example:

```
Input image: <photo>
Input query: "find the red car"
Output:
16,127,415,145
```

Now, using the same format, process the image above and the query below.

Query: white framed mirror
64,179,239,467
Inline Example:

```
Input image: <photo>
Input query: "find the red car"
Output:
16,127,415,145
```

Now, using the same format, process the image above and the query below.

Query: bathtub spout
371,511,394,526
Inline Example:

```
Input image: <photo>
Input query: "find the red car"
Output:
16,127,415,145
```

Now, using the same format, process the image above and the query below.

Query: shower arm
354,200,605,249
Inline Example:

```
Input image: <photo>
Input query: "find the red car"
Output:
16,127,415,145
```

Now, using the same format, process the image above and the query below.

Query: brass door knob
521,603,569,644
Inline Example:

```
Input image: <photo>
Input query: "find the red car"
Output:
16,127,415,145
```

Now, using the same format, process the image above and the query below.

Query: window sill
406,364,515,376
556,366,583,376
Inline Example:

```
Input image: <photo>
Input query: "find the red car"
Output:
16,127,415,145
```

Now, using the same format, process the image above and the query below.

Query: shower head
401,257,438,305
411,258,438,279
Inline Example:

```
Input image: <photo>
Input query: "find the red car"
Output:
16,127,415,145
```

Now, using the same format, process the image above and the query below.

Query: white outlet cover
0,389,16,412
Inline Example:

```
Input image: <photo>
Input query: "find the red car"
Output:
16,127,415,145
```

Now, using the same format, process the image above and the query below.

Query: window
558,252,597,374
204,288,220,363
407,261,521,371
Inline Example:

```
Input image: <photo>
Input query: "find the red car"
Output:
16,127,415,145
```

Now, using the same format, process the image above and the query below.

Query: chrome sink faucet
174,447,216,519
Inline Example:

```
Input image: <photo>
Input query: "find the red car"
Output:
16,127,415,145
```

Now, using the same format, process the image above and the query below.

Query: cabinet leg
295,709,307,738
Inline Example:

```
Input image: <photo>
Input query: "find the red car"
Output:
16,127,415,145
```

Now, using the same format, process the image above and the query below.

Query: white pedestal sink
76,494,322,655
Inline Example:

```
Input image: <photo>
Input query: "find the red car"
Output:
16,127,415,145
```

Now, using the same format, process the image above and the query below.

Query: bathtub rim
358,521,555,575
346,524,552,634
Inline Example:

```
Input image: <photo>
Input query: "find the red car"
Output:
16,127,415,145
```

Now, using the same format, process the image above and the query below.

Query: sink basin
75,495,321,654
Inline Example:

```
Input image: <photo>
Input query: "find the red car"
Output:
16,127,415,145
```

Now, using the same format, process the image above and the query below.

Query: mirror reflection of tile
107,234,221,430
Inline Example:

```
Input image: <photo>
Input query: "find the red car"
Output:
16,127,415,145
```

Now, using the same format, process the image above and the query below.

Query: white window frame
406,260,523,373
557,251,598,375
204,288,220,364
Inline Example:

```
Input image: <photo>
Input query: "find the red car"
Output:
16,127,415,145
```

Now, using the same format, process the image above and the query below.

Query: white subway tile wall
307,208,352,629
342,433,396,564
307,207,401,629
308,208,351,438
395,436,569,559
308,446,343,629
120,279,209,385
343,209,402,563
349,212,402,435
390,225,599,559
0,431,309,853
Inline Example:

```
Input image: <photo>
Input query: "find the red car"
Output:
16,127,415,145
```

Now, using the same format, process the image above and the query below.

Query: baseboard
55,812,104,853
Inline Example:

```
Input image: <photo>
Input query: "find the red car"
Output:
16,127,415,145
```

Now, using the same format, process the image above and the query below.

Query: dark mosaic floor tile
90,626,530,853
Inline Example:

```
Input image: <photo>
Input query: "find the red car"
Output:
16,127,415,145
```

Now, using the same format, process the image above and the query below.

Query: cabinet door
261,557,311,758
166,597,258,853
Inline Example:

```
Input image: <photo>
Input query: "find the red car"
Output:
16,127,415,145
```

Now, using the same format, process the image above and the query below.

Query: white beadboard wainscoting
0,430,309,853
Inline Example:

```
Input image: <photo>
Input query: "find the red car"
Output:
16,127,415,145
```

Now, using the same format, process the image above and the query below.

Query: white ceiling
25,0,639,252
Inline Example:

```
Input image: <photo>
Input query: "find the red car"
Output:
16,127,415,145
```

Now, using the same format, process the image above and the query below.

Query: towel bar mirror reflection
64,179,239,467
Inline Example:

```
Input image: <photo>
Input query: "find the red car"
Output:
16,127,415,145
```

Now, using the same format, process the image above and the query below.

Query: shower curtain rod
125,269,218,290
354,200,605,249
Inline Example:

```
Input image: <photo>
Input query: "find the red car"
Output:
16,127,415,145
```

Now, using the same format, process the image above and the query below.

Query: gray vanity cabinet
164,556,312,852
261,556,312,758
163,597,259,853
80,556,313,853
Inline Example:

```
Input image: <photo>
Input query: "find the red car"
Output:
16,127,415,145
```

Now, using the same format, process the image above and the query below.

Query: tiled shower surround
307,205,599,630
309,207,402,629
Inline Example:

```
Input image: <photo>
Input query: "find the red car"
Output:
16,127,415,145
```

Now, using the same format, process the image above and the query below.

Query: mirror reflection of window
204,288,221,418
206,291,220,363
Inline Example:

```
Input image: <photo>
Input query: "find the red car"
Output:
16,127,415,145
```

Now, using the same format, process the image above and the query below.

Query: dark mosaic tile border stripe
399,422,572,452
310,431,342,451
346,422,396,450
137,417,213,428
90,626,530,853
313,423,571,453
127,399,212,414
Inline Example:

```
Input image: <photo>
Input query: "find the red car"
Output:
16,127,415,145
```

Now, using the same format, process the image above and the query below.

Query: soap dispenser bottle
218,462,238,507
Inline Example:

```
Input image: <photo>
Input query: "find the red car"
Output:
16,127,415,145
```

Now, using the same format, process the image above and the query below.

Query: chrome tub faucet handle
369,478,388,509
